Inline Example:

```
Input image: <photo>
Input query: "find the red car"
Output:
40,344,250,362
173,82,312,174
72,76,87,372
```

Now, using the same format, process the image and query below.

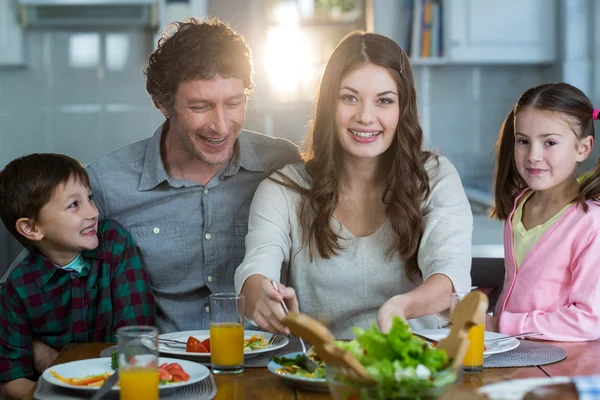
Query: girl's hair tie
593,109,600,120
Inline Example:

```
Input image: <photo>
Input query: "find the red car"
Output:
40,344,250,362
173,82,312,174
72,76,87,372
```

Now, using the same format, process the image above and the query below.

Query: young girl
490,82,600,341
234,31,473,338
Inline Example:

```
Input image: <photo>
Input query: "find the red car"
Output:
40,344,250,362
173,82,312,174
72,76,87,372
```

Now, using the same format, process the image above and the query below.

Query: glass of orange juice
450,292,485,373
209,293,245,374
117,325,159,400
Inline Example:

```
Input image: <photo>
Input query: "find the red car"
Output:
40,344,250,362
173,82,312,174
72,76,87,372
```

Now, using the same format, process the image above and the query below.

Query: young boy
0,153,156,399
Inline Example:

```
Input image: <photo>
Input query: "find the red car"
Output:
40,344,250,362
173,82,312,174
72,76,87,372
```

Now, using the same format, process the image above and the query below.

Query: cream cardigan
234,157,473,338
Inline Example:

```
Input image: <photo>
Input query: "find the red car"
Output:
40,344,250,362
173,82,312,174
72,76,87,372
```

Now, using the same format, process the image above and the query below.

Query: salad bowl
285,291,488,400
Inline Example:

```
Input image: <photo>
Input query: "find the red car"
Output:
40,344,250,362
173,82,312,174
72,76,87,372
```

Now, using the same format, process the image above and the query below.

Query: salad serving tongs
438,290,489,370
284,312,375,383
284,290,489,382
271,280,320,373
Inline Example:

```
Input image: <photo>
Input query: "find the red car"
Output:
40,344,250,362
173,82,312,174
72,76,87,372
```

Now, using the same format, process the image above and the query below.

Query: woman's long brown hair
272,31,434,280
491,82,600,220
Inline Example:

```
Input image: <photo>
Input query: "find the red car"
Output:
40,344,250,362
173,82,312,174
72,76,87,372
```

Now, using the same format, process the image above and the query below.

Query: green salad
271,353,326,379
334,317,456,399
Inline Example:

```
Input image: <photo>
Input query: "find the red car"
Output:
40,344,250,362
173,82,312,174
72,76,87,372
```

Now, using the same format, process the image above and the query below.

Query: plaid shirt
573,376,600,400
0,219,155,382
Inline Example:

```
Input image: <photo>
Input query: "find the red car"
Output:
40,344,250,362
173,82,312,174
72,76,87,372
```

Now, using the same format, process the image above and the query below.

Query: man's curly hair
144,17,253,113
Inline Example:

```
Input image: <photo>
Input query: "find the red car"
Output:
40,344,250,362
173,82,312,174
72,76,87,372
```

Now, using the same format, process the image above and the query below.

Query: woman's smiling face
334,63,400,161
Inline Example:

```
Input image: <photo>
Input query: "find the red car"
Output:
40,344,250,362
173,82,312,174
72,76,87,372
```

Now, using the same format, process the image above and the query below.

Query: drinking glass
209,293,245,374
450,292,485,373
117,325,159,400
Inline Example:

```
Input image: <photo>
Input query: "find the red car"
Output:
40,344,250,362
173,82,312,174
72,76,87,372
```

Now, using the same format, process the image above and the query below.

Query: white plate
42,357,209,392
477,377,571,400
412,329,520,357
158,329,289,360
267,352,328,392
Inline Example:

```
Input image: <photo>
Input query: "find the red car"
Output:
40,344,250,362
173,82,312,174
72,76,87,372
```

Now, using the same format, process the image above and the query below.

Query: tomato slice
186,336,208,353
158,367,172,381
170,369,190,382
201,338,211,352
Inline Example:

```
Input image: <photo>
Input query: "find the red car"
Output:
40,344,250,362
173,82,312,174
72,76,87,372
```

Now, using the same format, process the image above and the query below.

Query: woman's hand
240,274,299,334
378,274,454,333
377,294,409,333
485,314,499,332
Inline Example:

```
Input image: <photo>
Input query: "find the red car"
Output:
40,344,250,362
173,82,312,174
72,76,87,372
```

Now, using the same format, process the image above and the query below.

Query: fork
158,338,187,348
271,280,320,372
268,333,286,347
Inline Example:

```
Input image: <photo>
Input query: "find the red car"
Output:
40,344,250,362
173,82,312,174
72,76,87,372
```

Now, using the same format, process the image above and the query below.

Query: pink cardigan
495,192,600,341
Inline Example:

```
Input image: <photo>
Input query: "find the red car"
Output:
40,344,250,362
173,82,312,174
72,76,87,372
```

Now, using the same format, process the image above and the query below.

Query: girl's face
334,63,400,161
514,107,592,192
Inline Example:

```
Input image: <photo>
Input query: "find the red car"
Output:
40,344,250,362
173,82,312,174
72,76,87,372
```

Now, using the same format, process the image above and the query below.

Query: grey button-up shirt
86,124,300,332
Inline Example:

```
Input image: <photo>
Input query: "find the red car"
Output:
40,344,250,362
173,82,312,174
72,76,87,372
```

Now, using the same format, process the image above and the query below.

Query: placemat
99,337,302,368
34,372,217,400
483,340,566,368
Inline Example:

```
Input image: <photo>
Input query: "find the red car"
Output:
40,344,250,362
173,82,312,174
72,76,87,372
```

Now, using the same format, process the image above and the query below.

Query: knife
90,370,119,400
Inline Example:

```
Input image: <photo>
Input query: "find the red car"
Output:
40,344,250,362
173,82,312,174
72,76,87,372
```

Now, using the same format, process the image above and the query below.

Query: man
86,18,300,333
3,18,299,336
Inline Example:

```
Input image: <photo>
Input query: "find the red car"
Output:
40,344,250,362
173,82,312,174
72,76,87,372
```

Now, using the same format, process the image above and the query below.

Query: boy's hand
1,378,36,400
32,339,59,374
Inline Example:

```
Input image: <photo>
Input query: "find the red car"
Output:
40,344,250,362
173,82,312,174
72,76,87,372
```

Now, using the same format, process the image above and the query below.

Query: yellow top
512,191,574,268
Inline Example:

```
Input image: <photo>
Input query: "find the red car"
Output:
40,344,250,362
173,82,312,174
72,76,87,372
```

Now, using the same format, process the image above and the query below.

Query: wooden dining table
25,340,600,400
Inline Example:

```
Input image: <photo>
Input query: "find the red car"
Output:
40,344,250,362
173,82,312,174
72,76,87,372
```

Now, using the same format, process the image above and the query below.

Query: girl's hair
272,31,434,280
492,82,600,220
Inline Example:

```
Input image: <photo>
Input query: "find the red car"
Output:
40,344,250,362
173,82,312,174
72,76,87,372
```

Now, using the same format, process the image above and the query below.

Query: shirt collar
138,125,265,188
31,244,105,286
234,130,265,174
139,123,171,191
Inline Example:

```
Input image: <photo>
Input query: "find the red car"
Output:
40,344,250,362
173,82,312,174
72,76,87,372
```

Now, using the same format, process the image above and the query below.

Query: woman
234,31,473,338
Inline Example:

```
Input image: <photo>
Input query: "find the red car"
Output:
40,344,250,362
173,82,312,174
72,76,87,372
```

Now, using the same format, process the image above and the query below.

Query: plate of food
158,329,288,359
267,351,328,392
41,357,208,392
412,329,520,357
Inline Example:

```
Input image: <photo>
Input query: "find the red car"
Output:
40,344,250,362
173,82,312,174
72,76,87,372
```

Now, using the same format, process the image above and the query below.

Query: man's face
167,76,247,167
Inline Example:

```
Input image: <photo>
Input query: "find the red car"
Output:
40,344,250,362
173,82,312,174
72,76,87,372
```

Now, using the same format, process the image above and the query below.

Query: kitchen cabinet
446,0,556,64
0,0,24,66
373,0,556,65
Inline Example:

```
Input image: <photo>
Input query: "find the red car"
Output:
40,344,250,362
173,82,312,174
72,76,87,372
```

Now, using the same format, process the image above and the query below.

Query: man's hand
32,339,59,374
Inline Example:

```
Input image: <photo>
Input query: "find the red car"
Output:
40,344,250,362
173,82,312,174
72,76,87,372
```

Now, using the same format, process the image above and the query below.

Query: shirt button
205,306,210,313
204,189,209,194
75,279,81,285
207,276,213,283
75,320,83,328
153,227,160,234
205,233,212,240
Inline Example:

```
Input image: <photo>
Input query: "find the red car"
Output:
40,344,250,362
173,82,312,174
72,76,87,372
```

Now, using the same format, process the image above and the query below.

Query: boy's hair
144,17,253,114
492,82,600,220
0,153,90,248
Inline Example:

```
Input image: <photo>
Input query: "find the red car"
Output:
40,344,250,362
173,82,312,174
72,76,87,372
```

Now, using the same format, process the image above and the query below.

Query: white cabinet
372,0,557,65
0,0,24,65
446,0,556,63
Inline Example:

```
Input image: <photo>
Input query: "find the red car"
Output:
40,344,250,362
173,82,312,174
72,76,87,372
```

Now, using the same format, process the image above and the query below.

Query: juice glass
450,292,485,373
117,325,159,400
209,293,245,374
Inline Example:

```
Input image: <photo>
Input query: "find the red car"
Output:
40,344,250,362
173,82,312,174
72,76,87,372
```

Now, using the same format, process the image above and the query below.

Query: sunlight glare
264,26,315,100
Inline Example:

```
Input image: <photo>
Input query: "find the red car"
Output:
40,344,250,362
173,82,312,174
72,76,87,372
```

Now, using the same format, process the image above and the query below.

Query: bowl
325,365,459,400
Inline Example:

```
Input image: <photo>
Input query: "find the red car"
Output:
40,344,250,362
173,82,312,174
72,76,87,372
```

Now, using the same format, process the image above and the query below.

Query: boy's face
34,177,99,263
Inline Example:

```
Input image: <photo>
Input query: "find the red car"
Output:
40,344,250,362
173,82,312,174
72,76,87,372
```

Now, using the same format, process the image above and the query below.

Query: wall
0,0,594,273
